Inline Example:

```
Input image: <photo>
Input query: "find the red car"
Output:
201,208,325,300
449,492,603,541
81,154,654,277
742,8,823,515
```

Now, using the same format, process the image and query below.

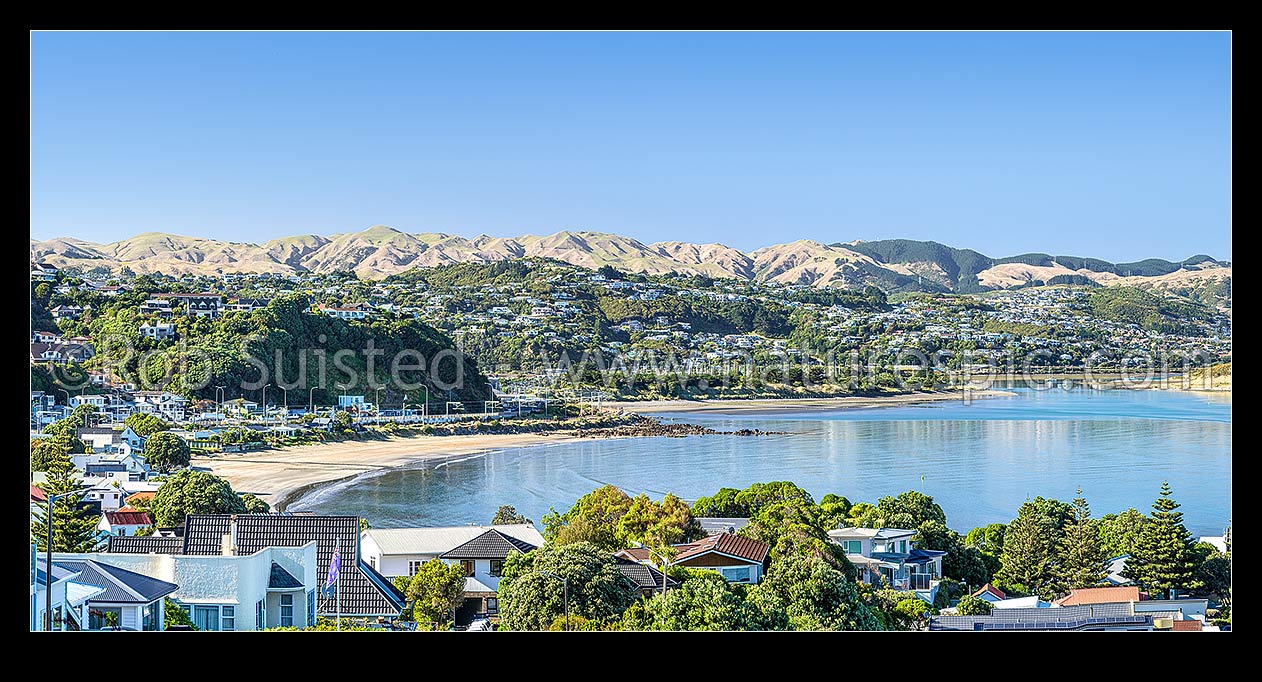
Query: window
409,560,424,576
280,593,294,627
719,566,752,583
489,560,504,577
307,589,316,627
460,560,475,576
899,540,907,554
486,597,499,613
222,605,235,631
141,602,158,631
256,599,264,630
842,540,862,555
192,605,219,631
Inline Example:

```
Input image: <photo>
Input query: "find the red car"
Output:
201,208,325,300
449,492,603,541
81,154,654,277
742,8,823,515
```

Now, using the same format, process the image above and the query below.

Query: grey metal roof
35,558,77,586
439,529,538,560
696,518,750,536
55,560,178,604
183,514,404,617
615,557,680,591
107,535,184,554
930,603,1149,631
269,562,304,589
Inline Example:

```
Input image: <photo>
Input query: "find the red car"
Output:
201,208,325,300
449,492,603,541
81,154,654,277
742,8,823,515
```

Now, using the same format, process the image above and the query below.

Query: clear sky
30,31,1231,261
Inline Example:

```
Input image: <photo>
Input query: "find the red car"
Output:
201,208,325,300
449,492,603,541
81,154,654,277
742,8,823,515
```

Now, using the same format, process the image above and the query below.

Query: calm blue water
292,388,1232,535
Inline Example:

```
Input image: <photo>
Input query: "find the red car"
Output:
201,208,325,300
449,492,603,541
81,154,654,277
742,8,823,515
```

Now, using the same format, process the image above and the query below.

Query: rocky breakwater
572,415,787,439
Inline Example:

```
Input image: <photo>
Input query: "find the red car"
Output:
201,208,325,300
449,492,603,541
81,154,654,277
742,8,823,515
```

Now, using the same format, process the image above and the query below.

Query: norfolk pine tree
32,452,100,552
1058,487,1109,589
1125,482,1200,599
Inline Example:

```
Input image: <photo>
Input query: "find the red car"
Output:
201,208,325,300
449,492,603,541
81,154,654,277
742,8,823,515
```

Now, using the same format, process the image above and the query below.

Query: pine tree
1125,482,1200,599
994,501,1064,599
31,452,101,552
1058,487,1109,589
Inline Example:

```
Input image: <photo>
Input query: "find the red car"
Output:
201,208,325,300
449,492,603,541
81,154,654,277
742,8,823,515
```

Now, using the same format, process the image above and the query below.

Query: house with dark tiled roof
438,528,539,625
615,556,680,597
361,524,545,578
43,558,178,630
106,513,403,626
616,532,770,585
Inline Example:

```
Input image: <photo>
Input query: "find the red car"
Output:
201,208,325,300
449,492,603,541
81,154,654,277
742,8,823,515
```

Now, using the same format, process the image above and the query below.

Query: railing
908,574,935,591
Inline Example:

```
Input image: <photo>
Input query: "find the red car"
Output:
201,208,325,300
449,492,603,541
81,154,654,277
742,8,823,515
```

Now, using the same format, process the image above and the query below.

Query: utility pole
43,492,73,632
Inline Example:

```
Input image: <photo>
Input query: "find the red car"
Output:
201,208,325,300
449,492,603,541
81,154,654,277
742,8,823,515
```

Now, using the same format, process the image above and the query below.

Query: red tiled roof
616,532,770,566
125,492,155,504
1054,586,1142,606
104,511,153,526
972,582,1006,600
674,532,769,564
1171,619,1203,631
30,485,47,502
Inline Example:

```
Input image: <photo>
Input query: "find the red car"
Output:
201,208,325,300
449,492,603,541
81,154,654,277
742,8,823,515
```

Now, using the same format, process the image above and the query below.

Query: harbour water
291,387,1231,535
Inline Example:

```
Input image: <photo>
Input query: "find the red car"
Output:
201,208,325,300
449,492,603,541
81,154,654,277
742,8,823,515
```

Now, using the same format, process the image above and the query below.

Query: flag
323,545,341,598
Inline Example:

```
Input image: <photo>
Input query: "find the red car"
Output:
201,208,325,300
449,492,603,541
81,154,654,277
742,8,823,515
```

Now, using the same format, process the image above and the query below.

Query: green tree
893,597,937,629
497,541,638,630
964,522,1006,578
150,469,248,526
1098,508,1148,558
164,598,197,630
31,452,100,552
405,559,467,625
994,500,1063,599
1191,547,1231,603
491,505,530,525
142,432,191,473
124,412,171,436
875,490,946,529
42,404,98,439
954,594,993,616
239,493,271,514
748,554,879,630
914,520,991,586
31,437,76,472
620,571,775,631
690,487,744,517
1058,488,1108,589
543,485,702,552
743,496,853,576
1125,482,1200,599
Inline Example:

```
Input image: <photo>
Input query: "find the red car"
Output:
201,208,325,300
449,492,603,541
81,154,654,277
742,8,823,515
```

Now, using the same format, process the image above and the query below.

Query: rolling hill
30,227,1230,304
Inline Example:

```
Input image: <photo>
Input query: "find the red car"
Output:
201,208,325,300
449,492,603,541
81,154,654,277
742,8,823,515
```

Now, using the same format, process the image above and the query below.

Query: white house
44,555,178,630
71,394,108,409
92,539,319,631
828,527,946,603
361,524,546,578
436,529,541,625
98,510,154,537
32,552,108,632
139,322,176,339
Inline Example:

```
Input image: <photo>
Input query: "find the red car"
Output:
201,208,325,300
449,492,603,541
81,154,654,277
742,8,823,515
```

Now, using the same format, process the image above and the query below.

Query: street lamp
538,571,569,631
214,385,226,413
43,491,76,632
280,387,288,424
261,385,269,422
634,543,672,598
308,386,317,413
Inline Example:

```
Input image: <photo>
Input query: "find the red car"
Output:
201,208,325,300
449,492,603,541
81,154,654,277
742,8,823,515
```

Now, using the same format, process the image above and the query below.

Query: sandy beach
195,389,1016,511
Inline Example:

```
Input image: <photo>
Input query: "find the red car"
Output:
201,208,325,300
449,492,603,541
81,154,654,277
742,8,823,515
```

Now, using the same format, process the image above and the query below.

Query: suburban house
968,583,1050,609
320,306,369,320
107,514,404,622
437,529,540,625
139,322,176,339
360,524,546,578
828,527,945,603
32,551,104,631
162,293,223,318
39,554,179,631
614,556,680,597
931,586,1214,631
696,517,750,536
616,532,769,585
31,263,58,282
99,534,319,630
98,510,154,537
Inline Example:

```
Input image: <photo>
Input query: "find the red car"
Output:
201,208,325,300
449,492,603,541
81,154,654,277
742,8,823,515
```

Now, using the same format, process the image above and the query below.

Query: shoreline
609,389,1017,415
195,389,1016,512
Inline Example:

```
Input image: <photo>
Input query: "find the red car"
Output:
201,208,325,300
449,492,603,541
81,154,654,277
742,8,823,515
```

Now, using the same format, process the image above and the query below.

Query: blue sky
30,31,1231,261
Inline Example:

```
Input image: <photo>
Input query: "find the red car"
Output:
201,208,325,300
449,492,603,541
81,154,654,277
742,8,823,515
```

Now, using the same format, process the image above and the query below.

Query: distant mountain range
30,225,1231,301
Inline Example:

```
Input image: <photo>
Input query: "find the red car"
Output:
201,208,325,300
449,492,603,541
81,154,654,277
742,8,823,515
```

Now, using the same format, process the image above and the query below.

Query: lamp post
635,543,672,598
214,385,226,413
374,387,382,415
56,388,70,408
538,571,569,631
280,387,288,424
261,385,269,423
308,387,316,414
423,385,430,421
43,491,75,632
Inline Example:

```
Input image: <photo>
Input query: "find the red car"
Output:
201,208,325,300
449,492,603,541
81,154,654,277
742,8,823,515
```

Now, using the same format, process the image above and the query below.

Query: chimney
221,515,239,556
